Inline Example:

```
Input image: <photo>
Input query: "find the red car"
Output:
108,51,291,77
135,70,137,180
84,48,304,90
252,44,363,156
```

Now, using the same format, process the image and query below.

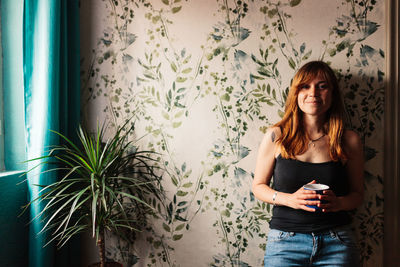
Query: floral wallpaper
80,0,385,266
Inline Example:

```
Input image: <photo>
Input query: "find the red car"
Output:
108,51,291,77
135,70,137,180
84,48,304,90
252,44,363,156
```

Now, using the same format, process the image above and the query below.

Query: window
1,0,25,172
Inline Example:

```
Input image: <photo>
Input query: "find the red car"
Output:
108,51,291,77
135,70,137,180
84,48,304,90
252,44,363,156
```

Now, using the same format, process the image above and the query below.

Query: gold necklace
308,134,326,147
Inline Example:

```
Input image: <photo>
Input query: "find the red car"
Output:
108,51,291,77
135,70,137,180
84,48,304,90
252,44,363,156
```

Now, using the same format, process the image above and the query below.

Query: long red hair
274,61,347,161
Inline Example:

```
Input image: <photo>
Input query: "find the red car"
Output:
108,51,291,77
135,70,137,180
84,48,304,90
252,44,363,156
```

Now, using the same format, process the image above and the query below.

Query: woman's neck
302,115,326,138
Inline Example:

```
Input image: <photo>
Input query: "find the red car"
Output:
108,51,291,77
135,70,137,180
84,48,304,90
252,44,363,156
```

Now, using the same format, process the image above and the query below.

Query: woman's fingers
288,182,322,212
302,205,317,212
318,190,341,212
301,191,318,199
304,199,320,205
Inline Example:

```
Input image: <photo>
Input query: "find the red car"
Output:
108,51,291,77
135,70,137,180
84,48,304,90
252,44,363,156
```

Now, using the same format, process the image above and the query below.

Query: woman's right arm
252,127,280,204
252,128,319,211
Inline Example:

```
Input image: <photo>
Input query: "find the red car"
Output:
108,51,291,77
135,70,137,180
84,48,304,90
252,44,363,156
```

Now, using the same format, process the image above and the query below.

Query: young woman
252,61,364,266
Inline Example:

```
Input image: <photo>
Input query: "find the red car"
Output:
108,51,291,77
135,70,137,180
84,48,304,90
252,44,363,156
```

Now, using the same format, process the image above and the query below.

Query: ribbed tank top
269,154,351,233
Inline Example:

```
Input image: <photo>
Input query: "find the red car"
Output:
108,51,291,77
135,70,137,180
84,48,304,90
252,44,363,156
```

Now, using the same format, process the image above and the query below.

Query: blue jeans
264,225,359,267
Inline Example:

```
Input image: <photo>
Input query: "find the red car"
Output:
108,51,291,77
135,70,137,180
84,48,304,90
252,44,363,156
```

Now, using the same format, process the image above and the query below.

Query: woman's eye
317,84,328,89
299,85,309,90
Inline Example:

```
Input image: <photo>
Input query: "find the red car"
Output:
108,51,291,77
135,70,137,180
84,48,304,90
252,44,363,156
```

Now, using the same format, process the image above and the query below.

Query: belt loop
279,231,284,238
329,229,336,238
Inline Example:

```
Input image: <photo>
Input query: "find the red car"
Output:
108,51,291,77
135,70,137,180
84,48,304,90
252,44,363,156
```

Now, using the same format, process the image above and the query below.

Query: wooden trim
384,0,400,265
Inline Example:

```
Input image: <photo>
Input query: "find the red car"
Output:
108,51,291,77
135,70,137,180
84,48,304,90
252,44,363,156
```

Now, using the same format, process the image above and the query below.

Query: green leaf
252,93,264,97
174,110,184,118
250,74,264,80
181,162,186,172
163,223,171,232
336,41,347,52
143,73,155,79
252,211,264,215
172,6,182,13
221,93,230,101
364,146,378,162
300,43,305,53
251,54,266,66
176,206,188,213
365,21,378,36
302,50,312,60
328,48,336,57
176,190,188,197
171,62,177,72
162,111,170,120
221,209,231,217
378,70,384,82
174,102,185,108
258,69,272,77
288,57,296,70
111,95,119,103
175,214,188,222
177,201,187,206
182,68,192,74
182,182,193,188
289,0,301,7
177,87,186,94
92,190,99,237
172,121,182,128
173,234,183,241
176,77,187,83
175,224,185,231
116,190,153,209
171,176,179,186
162,0,169,5
267,9,277,18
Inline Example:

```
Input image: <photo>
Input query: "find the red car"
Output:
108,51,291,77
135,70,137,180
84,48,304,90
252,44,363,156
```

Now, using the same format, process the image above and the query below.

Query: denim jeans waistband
310,224,352,235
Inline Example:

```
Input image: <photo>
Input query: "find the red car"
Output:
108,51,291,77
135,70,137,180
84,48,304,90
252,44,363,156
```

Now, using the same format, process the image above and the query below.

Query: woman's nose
308,85,318,97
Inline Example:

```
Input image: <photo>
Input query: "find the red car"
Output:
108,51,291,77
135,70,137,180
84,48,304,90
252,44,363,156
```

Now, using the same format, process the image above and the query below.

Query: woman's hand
285,180,321,212
319,190,343,212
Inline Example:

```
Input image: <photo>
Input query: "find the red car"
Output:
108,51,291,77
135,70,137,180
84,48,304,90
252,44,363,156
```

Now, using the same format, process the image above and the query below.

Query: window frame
0,9,4,171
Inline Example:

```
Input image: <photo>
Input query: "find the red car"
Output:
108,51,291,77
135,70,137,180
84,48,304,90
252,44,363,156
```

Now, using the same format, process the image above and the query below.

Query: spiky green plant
23,121,162,267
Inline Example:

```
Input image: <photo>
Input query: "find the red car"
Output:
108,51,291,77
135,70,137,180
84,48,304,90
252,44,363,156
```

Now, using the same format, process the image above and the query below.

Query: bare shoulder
264,126,282,143
343,129,363,156
343,129,361,145
259,126,281,157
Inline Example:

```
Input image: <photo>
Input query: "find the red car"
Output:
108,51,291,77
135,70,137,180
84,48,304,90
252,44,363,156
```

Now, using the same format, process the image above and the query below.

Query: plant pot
88,262,123,267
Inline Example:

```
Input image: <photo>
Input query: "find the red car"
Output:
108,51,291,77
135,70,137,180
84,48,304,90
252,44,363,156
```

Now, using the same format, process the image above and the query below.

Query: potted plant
23,120,163,267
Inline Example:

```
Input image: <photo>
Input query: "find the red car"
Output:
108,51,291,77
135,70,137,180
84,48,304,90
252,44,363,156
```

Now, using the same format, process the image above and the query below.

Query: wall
80,0,385,266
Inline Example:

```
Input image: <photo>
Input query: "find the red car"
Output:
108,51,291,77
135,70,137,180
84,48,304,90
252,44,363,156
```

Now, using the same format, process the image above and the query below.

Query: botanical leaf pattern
81,0,384,266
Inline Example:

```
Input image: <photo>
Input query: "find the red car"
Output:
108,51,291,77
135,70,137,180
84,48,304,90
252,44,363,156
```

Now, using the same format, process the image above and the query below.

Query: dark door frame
384,0,400,265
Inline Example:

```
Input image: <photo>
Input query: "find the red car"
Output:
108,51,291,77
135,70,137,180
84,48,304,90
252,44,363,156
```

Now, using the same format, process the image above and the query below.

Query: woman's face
297,75,332,118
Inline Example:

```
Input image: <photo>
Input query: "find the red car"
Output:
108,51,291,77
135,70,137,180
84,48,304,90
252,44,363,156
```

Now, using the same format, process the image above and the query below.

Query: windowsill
0,170,25,177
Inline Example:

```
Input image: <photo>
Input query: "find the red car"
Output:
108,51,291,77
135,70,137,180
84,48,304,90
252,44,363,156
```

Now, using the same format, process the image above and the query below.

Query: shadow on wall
340,72,384,265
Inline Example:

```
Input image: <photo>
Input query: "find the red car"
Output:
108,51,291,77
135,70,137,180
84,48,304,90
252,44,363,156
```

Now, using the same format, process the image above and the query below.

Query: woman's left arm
320,130,364,212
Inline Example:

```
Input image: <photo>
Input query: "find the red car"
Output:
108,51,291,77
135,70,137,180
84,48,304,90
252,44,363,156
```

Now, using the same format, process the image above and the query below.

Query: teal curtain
23,1,81,266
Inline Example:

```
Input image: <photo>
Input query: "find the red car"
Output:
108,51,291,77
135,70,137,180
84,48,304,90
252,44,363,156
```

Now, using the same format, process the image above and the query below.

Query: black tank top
269,154,351,233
